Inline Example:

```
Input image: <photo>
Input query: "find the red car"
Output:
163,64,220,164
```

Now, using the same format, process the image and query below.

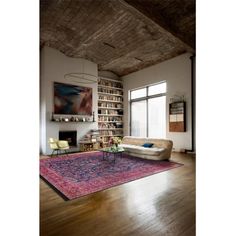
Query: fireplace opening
59,131,77,147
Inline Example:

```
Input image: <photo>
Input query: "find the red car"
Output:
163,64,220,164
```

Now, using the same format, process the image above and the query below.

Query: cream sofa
119,136,173,160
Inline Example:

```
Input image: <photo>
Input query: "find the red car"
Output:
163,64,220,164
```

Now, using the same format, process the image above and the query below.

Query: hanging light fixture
64,45,97,84
64,72,97,84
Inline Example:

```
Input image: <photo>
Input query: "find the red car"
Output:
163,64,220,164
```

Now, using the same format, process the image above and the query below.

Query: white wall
40,46,98,155
122,53,192,151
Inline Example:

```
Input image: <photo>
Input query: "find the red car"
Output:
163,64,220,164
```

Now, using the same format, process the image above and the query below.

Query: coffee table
101,146,125,163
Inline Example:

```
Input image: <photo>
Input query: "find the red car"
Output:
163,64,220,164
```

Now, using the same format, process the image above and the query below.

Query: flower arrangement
108,137,122,147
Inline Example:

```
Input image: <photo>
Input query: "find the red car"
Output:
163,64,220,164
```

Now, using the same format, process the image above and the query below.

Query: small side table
79,141,98,152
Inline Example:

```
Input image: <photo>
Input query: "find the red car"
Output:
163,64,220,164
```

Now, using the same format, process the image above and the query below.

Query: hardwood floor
40,152,195,236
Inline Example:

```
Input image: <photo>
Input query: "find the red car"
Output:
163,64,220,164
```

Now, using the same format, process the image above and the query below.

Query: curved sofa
119,136,173,160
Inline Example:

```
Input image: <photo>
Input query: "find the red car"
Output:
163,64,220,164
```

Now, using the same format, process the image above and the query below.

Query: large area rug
40,152,183,200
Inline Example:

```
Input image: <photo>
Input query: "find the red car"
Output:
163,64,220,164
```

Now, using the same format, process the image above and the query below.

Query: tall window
130,82,166,138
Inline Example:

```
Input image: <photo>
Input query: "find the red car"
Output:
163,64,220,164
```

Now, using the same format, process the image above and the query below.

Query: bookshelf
98,77,124,146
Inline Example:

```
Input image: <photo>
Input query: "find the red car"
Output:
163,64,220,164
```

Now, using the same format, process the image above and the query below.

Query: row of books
99,130,123,136
98,87,123,95
98,95,123,102
98,79,123,89
98,109,123,115
98,102,123,108
98,116,123,122
98,123,123,129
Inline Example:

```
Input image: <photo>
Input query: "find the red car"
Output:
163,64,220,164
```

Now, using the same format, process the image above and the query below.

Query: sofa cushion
119,144,165,156
142,143,154,148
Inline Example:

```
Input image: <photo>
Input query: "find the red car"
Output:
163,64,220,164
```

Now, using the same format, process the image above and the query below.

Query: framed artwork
54,82,92,115
169,101,186,132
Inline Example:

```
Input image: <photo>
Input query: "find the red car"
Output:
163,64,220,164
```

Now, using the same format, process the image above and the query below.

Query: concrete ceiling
40,0,195,76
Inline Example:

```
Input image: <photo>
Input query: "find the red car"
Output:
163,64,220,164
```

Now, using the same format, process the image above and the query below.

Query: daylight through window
130,82,166,138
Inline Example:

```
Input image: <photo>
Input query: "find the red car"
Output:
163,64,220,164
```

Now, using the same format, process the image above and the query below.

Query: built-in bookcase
97,77,124,146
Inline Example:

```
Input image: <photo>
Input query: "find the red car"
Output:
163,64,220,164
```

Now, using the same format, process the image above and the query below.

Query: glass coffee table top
101,146,125,153
101,146,125,162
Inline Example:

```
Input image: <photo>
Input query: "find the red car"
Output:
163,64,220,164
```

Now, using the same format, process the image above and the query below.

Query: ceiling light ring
64,72,97,84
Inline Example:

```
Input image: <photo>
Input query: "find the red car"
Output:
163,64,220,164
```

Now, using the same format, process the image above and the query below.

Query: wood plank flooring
40,152,195,236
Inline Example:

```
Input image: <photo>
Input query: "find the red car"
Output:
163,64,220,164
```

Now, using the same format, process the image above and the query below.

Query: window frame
129,81,167,137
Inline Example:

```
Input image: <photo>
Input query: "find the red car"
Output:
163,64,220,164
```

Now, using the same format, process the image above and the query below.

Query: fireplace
59,131,77,147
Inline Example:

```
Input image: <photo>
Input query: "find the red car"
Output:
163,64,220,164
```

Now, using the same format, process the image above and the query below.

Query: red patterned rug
40,152,183,200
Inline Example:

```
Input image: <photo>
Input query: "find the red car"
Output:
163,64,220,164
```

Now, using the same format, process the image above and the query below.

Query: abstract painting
54,82,92,115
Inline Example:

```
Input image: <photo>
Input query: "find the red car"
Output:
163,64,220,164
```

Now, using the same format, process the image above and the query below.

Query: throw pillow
142,143,153,148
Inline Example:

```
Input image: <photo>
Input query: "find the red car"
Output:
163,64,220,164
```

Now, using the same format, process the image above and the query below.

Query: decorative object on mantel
51,113,95,123
51,118,95,123
51,112,55,121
